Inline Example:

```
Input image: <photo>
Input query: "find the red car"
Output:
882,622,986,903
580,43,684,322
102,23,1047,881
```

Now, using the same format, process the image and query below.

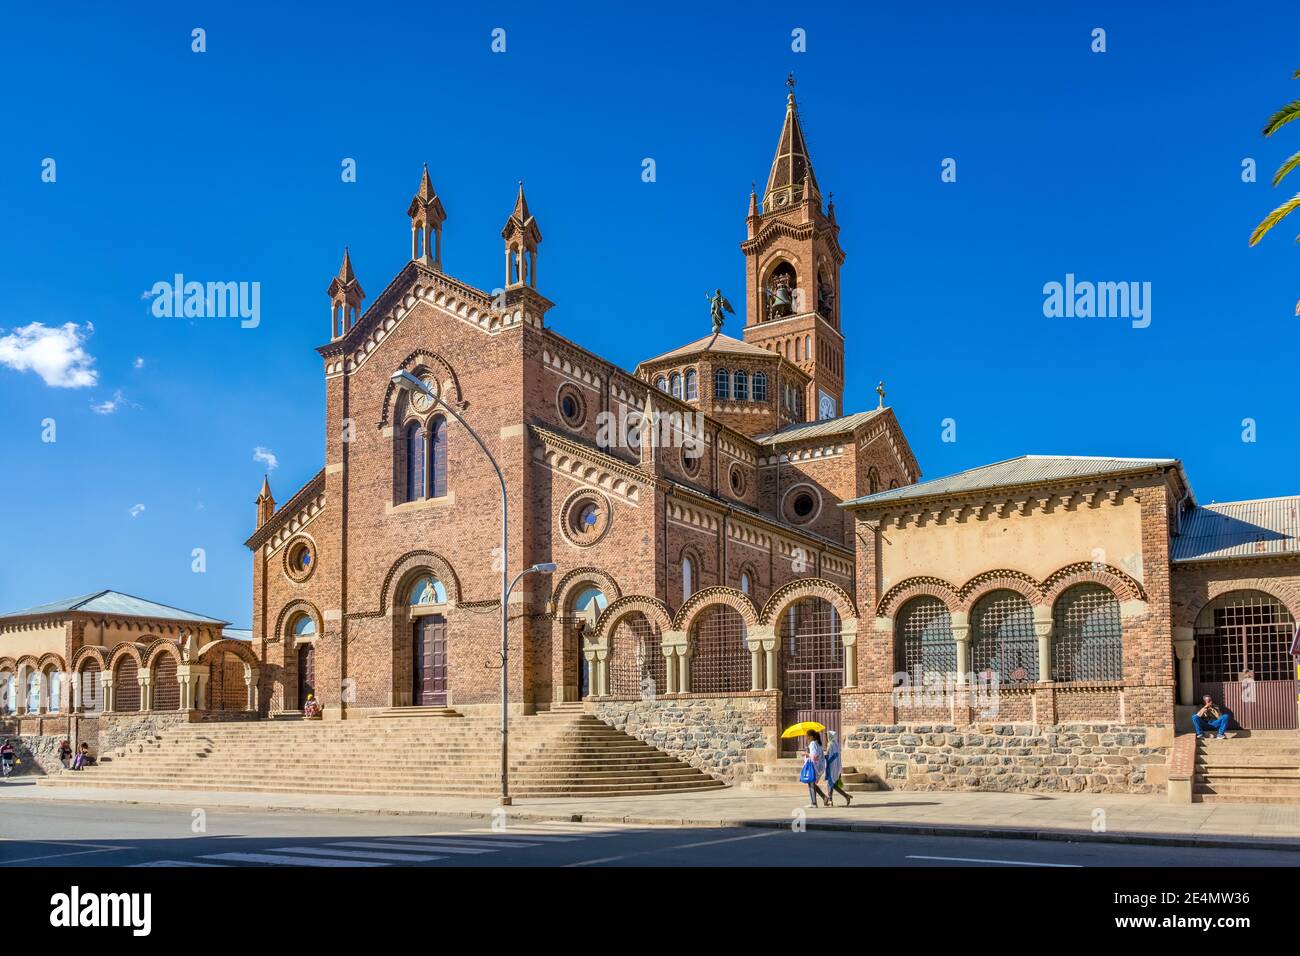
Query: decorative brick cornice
530,427,646,504
245,469,326,551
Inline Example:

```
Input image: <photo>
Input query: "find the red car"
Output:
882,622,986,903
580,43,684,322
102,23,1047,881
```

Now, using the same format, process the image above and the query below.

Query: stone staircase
1194,732,1300,804
38,706,726,798
743,757,879,796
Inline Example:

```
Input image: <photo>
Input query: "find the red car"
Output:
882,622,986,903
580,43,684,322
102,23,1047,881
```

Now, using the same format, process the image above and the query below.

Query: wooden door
297,644,315,709
413,616,448,707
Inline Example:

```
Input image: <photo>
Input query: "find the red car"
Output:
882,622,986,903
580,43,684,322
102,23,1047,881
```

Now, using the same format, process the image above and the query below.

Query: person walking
802,729,829,808
0,739,15,778
823,730,853,807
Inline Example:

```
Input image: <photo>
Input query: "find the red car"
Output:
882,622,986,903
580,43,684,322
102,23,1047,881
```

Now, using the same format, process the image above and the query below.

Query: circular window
284,538,317,582
680,445,701,477
557,385,585,428
561,490,611,547
728,465,746,496
783,486,821,524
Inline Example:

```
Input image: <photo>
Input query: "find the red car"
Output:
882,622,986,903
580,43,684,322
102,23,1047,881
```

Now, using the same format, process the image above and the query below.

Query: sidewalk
4,780,1299,852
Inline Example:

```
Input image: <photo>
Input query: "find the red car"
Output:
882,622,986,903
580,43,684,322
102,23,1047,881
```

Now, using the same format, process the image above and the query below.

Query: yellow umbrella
780,721,826,739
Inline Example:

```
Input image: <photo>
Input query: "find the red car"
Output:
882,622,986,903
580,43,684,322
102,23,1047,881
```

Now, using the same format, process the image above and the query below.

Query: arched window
971,590,1038,684
670,373,682,399
405,421,426,501
409,575,448,607
1052,584,1123,681
655,376,668,393
733,370,748,401
571,586,608,618
752,372,767,402
114,657,141,712
429,415,448,498
291,613,317,640
795,338,801,361
608,613,666,698
47,669,62,713
804,334,811,360
2,673,13,714
27,672,40,713
868,467,880,495
681,555,695,599
684,369,698,400
740,572,751,595
714,368,729,400
895,597,957,679
1195,590,1296,684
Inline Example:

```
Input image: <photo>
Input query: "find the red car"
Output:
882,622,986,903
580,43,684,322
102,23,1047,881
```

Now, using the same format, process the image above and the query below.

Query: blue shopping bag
799,758,816,784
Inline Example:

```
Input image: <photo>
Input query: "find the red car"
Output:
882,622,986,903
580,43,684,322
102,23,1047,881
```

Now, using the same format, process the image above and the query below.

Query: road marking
329,840,491,856
905,855,1081,868
382,835,543,849
131,860,227,868
566,830,779,866
201,851,385,867
0,845,125,866
275,846,447,863
463,829,581,842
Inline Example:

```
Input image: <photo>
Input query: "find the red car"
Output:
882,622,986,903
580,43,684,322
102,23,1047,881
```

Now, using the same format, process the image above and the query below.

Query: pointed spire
748,182,759,218
763,78,821,210
408,163,447,268
328,246,365,339
258,474,273,500
502,180,542,289
337,246,356,284
418,163,436,202
255,474,276,528
511,180,531,224
502,180,541,240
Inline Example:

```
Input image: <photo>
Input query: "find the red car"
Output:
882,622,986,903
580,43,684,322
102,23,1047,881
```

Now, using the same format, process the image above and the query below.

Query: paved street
0,799,1294,868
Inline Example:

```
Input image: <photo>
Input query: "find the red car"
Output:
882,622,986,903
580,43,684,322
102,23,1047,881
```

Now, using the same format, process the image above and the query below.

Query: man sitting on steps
1192,694,1231,739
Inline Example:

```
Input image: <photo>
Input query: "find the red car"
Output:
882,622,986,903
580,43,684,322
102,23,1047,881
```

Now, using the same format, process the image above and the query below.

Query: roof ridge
1202,495,1300,507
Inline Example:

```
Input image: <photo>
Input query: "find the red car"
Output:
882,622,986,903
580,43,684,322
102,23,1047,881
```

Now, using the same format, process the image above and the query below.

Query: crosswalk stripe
201,851,385,867
380,835,543,849
130,860,226,867
462,829,581,842
327,840,490,856
275,845,446,863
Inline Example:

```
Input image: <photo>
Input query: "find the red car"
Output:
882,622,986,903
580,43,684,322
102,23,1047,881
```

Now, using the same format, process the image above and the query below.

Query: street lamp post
390,370,554,806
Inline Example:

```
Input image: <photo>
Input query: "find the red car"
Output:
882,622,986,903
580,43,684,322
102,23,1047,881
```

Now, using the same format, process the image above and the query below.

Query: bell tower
741,77,846,420
408,163,446,269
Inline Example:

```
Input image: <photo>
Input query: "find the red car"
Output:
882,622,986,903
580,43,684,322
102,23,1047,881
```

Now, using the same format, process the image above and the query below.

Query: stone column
662,643,678,695
139,673,152,712
594,650,608,698
1032,605,1053,683
101,673,115,713
842,618,859,688
950,611,970,723
69,672,81,715
748,640,763,691
1173,628,1196,707
748,625,775,692
677,644,691,694
244,665,260,712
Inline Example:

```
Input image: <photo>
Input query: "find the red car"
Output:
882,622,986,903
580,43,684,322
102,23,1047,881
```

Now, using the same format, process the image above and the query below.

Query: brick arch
0,656,15,672
71,645,108,671
107,643,145,669
274,599,324,646
37,652,67,673
376,349,465,427
1042,562,1147,607
552,567,622,617
14,654,40,673
759,577,858,627
671,586,759,634
958,569,1043,612
143,637,182,669
1192,582,1300,628
593,595,673,642
196,639,259,668
380,550,463,614
877,576,961,616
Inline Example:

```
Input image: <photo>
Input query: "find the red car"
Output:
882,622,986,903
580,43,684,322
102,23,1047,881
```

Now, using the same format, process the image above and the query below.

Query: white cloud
253,446,279,470
0,321,98,388
133,357,145,370
91,389,128,415
128,503,146,518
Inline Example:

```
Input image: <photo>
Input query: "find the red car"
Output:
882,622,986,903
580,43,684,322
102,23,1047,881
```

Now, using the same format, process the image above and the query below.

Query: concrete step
1194,781,1300,796
1194,793,1300,805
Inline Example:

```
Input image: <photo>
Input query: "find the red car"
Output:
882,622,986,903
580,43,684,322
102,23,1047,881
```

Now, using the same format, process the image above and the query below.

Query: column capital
661,629,689,650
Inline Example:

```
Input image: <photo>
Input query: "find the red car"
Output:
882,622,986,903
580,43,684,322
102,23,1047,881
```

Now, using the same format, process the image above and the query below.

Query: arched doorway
608,612,665,699
1194,590,1297,730
568,586,608,700
779,598,843,753
412,615,447,706
297,644,315,709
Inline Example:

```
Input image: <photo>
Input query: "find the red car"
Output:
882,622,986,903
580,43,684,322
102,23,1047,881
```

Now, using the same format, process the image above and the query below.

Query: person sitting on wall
72,742,96,770
1192,694,1231,739
302,694,322,719
57,739,73,769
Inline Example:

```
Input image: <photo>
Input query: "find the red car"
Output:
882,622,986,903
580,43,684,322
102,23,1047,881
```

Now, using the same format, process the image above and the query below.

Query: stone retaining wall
593,692,779,781
844,722,1172,794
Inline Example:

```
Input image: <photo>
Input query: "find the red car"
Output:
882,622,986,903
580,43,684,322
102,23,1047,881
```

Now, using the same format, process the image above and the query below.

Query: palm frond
1263,99,1300,137
1272,150,1300,186
1294,69,1300,79
1249,192,1300,246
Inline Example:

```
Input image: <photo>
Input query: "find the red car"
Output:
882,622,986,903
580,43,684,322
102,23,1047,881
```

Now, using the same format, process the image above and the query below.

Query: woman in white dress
804,729,829,808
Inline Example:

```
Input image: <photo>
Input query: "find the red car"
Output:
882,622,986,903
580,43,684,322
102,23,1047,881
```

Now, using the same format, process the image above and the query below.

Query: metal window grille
714,368,730,400
1052,584,1122,681
153,656,180,711
780,599,843,709
689,605,749,694
970,590,1038,684
608,614,666,698
79,664,102,713
894,596,957,678
1196,591,1295,683
114,658,141,711
209,655,247,712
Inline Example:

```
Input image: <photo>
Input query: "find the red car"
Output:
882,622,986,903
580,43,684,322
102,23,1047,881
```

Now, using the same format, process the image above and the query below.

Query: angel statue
708,288,735,334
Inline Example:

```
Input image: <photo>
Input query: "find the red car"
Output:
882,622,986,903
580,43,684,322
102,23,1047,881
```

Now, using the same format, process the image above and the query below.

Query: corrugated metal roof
639,332,775,366
754,408,885,445
222,627,253,642
1172,496,1300,563
843,455,1178,508
0,590,228,625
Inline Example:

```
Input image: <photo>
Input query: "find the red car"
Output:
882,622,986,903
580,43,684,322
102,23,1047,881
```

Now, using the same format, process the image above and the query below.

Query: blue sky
1,1,1298,625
